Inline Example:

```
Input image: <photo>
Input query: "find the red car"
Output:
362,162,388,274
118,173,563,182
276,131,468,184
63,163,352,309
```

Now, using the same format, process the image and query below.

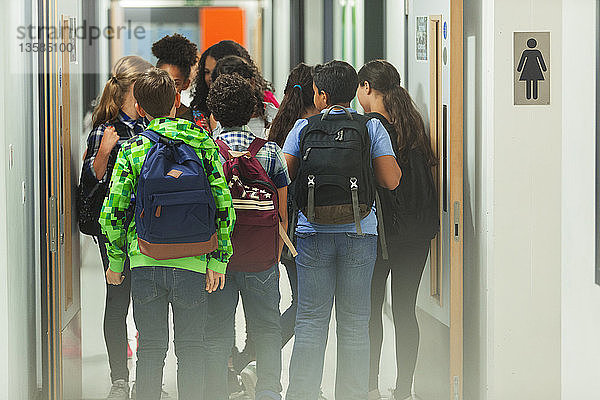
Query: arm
277,186,288,261
281,119,307,181
92,125,120,180
537,51,547,72
285,154,299,180
373,155,402,190
517,52,527,72
99,146,135,276
367,118,402,190
204,147,236,274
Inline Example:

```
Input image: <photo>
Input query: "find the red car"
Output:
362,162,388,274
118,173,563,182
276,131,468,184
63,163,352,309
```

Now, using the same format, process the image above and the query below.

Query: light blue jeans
286,232,377,400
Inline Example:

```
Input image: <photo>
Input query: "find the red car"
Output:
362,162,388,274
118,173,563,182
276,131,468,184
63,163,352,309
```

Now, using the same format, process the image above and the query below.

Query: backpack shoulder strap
214,139,232,160
139,129,161,143
248,137,268,157
111,120,131,137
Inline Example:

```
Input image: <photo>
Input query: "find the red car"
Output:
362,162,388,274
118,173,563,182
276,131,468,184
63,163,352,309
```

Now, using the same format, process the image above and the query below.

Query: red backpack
216,138,281,272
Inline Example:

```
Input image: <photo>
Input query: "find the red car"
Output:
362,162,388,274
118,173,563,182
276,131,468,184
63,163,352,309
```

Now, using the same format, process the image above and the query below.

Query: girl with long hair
209,55,277,138
190,40,277,133
83,55,153,400
357,60,438,400
152,33,198,120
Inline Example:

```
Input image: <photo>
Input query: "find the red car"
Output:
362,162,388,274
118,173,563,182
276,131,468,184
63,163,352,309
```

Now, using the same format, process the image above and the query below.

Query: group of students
79,34,438,400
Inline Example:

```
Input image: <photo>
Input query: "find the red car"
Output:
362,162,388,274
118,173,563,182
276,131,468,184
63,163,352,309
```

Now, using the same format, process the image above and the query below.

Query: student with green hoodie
99,67,235,400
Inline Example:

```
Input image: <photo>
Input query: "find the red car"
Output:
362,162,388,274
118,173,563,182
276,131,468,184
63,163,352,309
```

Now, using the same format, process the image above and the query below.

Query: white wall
561,0,600,398
272,0,290,96
0,0,39,398
385,0,406,81
487,0,563,398
463,0,489,398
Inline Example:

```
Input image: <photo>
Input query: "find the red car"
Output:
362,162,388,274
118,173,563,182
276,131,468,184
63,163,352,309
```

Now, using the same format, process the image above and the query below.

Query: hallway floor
79,236,400,400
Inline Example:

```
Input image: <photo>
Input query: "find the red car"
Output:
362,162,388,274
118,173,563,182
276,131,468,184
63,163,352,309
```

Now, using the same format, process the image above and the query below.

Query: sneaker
228,366,244,394
368,389,385,400
130,383,170,399
388,388,416,400
107,380,129,400
239,362,257,399
229,391,252,400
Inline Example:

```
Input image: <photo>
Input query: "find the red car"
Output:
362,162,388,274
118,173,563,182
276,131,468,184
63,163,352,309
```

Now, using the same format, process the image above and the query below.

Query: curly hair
211,55,267,127
207,73,257,128
152,33,198,81
191,40,273,116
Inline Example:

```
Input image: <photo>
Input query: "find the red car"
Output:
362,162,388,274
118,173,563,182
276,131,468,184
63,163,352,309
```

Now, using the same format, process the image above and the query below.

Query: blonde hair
92,55,153,128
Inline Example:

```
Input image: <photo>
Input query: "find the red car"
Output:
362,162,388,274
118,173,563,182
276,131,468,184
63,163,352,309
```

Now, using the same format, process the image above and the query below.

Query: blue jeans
286,233,377,400
132,267,207,400
204,264,282,400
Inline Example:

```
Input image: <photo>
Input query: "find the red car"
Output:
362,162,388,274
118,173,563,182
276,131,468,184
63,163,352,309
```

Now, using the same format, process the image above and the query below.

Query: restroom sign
514,32,550,105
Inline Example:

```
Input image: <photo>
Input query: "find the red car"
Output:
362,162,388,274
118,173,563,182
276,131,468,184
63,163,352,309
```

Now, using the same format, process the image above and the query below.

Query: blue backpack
135,130,217,260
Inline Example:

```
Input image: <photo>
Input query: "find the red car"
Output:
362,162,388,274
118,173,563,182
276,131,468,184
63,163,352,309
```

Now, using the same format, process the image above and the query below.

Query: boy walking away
203,73,291,400
99,68,235,400
282,60,402,400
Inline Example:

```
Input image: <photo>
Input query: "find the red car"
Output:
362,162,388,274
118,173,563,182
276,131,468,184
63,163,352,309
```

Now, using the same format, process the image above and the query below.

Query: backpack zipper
303,147,312,161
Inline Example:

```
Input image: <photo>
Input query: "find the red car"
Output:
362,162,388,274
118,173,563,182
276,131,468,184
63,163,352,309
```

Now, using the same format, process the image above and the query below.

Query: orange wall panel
200,7,246,51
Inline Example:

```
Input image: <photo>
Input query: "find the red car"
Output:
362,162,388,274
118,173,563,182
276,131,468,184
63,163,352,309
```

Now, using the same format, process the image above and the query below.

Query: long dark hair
268,63,315,147
358,60,437,166
211,55,267,127
190,40,273,116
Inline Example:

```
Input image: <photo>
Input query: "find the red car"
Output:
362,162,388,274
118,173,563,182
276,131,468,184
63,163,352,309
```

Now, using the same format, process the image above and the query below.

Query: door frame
449,0,464,399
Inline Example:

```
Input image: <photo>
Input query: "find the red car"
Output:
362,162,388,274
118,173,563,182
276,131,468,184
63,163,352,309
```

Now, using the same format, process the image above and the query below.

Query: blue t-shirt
282,108,396,235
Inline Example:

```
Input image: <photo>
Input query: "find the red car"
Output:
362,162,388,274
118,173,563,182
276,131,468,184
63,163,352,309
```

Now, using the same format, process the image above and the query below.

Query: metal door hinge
453,376,460,400
49,196,58,253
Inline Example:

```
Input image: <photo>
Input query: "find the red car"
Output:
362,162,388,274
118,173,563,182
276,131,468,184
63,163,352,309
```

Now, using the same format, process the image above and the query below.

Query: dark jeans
204,265,282,400
233,259,298,373
368,239,429,399
132,267,208,400
286,232,377,400
98,235,131,383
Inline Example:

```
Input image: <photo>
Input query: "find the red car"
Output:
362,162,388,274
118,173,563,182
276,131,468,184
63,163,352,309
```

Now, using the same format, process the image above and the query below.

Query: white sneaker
107,380,129,400
240,362,257,399
130,382,170,399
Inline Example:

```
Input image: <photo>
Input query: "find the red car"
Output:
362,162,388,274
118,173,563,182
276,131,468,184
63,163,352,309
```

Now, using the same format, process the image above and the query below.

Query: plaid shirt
99,117,235,274
83,111,147,182
215,128,291,188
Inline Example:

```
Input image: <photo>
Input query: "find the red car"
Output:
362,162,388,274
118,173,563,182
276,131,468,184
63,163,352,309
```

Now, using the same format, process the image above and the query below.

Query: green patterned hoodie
99,117,236,274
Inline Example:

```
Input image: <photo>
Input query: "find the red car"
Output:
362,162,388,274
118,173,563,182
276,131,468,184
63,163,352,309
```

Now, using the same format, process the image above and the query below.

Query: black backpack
367,113,439,242
295,106,375,234
77,120,132,236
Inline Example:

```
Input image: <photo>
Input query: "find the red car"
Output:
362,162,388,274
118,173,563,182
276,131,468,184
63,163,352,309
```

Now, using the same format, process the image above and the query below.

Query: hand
206,269,225,293
106,268,124,285
98,125,120,156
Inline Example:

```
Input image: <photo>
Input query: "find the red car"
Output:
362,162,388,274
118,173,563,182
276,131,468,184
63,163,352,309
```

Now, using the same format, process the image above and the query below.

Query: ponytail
268,63,315,147
91,55,152,128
